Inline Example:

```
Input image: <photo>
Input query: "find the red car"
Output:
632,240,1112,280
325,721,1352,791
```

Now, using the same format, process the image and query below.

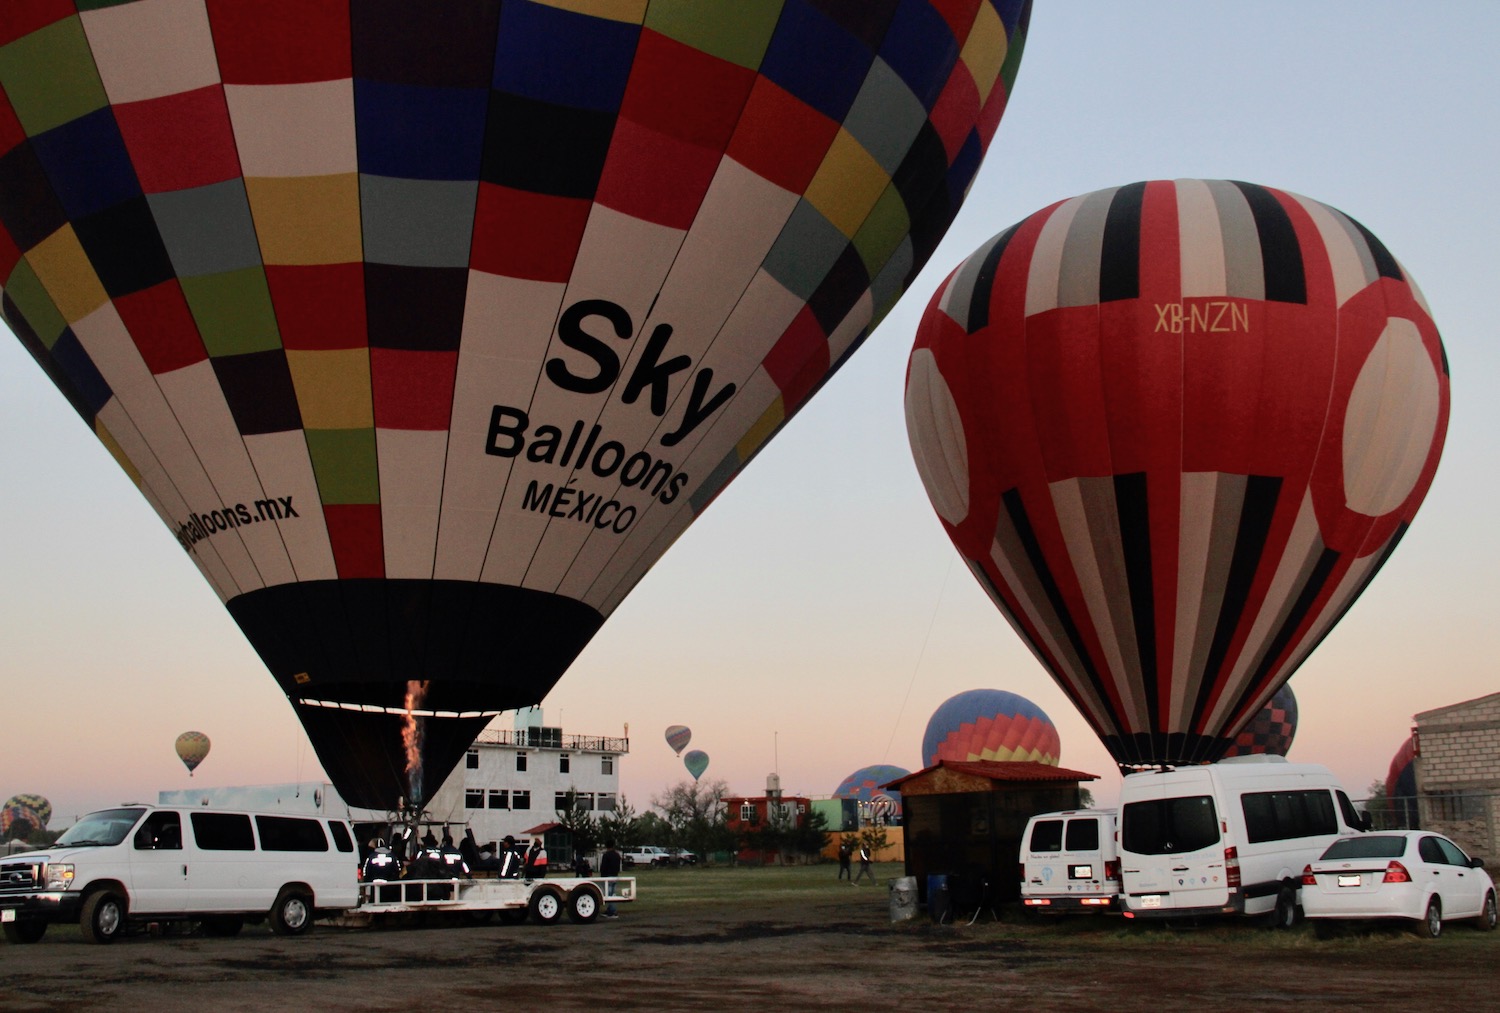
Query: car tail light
1301,865,1316,886
1105,859,1121,881
1383,861,1411,884
1225,846,1241,889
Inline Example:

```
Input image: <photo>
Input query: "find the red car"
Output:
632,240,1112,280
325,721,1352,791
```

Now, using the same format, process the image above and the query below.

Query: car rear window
1321,835,1407,860
1065,818,1100,851
1029,819,1064,853
1122,796,1219,855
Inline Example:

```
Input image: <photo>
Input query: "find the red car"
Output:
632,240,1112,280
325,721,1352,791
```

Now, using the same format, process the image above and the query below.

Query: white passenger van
0,804,359,944
1118,756,1367,926
1020,809,1121,912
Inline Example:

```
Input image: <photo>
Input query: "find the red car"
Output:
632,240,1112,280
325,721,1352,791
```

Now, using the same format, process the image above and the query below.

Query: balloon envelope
1222,685,1298,757
1,804,42,838
664,725,692,756
683,749,709,781
907,180,1449,768
1385,734,1420,828
922,688,1060,767
4,794,51,828
833,764,908,816
175,730,211,774
0,1,1033,811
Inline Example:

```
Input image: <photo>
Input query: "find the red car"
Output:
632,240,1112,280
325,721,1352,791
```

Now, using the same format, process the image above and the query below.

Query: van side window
256,815,329,852
1335,790,1363,830
1065,817,1100,851
1122,796,1219,855
191,812,255,851
134,811,182,851
328,821,354,853
1030,819,1064,853
1241,790,1337,844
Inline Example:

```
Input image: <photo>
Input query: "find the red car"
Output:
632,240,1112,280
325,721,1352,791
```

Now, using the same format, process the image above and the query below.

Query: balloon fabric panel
1222,684,1297,757
907,180,1448,770
0,0,1033,809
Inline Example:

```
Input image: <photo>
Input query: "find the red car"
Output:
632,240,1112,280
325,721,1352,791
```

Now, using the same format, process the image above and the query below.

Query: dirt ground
2,865,1495,1012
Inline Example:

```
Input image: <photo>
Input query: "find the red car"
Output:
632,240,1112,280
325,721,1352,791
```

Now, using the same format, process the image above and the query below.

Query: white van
1020,809,1121,912
0,804,359,944
1118,756,1368,925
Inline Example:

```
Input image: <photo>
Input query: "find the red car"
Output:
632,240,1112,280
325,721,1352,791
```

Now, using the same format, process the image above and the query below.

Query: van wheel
568,886,601,924
529,888,563,925
270,888,313,936
3,920,46,944
81,890,127,944
1477,891,1497,931
200,916,244,937
1414,897,1442,939
1271,886,1299,929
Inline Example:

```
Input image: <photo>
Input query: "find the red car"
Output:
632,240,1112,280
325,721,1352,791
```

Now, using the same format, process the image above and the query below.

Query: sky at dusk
3,3,1497,825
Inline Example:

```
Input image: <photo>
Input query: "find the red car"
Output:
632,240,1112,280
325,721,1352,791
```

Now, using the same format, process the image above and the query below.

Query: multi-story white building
423,708,629,852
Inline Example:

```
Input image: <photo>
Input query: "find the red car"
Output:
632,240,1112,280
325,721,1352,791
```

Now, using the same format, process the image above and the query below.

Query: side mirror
1359,812,1372,832
1470,857,1485,870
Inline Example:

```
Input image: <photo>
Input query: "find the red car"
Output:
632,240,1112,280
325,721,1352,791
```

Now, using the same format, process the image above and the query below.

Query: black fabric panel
1191,474,1283,732
71,195,176,298
0,143,68,251
1231,180,1306,304
363,263,468,351
1098,181,1146,303
4,296,94,424
890,121,950,265
350,0,503,87
1344,213,1404,281
1114,471,1158,733
807,0,902,52
212,349,304,435
806,242,870,335
961,222,1019,333
480,91,615,198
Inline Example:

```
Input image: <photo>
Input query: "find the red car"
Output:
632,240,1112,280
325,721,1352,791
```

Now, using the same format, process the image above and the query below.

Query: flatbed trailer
332,875,636,927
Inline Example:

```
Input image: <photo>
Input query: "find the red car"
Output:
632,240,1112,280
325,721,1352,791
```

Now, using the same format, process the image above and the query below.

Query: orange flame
402,680,430,804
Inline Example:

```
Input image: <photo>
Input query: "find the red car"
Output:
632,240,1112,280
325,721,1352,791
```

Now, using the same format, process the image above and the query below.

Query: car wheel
1478,891,1497,932
3,920,47,944
270,887,314,936
1271,885,1299,930
199,916,244,937
622,856,636,870
81,889,127,945
1414,896,1442,939
568,886,601,924
529,888,563,925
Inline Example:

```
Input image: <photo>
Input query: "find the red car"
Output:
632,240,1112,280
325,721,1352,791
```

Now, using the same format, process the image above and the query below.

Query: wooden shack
886,760,1099,906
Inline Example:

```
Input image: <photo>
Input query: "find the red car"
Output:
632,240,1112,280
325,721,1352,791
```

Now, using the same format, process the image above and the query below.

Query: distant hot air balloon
870,793,897,819
683,749,709,782
1386,734,1419,828
665,725,692,756
833,764,910,805
922,689,1060,766
175,731,211,775
0,1,1035,811
1222,685,1298,757
0,804,42,839
4,794,51,829
907,180,1449,769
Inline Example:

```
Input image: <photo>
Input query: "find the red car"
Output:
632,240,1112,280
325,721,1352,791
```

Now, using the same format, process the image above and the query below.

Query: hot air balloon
175,730,211,775
907,180,1449,770
1,804,42,839
922,688,1060,766
664,725,692,756
683,749,709,782
833,764,909,804
3,794,51,829
0,1,1034,811
1222,684,1298,757
1386,734,1419,828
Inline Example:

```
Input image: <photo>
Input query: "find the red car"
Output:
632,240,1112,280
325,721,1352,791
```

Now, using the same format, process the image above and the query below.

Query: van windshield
1122,796,1219,855
54,808,145,847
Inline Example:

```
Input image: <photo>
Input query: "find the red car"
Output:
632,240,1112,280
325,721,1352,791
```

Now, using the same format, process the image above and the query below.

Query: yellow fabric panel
960,1,1008,105
95,417,142,487
803,129,890,240
736,397,785,461
25,227,108,323
287,348,374,429
244,174,362,265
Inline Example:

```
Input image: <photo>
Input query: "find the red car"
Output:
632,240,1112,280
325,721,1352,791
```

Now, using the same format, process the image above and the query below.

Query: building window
512,790,531,810
560,753,570,774
488,789,508,810
601,755,614,775
465,789,484,808
555,791,571,810
740,802,756,822
597,793,617,812
466,749,479,770
516,751,528,772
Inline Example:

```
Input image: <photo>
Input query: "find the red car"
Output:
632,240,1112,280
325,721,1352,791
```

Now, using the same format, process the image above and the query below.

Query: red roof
884,760,1098,788
522,821,562,835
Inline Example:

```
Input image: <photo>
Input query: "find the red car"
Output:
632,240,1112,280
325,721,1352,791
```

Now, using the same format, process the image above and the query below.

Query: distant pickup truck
620,846,671,869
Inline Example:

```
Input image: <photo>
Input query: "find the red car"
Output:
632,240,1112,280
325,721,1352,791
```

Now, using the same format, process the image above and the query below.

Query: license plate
1070,864,1094,879
2,909,14,922
1140,895,1162,909
1337,874,1361,888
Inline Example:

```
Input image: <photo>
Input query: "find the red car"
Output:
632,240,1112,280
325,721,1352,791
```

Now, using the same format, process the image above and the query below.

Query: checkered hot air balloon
833,763,908,815
3,793,51,828
0,803,42,839
0,1,1034,811
175,730,211,775
907,180,1449,770
922,689,1060,766
1222,684,1298,757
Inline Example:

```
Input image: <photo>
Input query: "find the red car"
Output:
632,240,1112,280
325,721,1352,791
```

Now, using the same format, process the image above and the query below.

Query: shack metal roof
883,760,1099,795
522,821,562,836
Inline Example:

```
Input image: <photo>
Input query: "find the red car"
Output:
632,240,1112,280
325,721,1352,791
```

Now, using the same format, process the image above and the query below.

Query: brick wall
1414,693,1500,860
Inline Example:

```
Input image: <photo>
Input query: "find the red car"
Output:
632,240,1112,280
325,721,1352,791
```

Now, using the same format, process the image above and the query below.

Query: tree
554,788,600,859
789,806,829,860
597,796,638,849
1078,788,1095,809
653,779,732,864
858,823,891,861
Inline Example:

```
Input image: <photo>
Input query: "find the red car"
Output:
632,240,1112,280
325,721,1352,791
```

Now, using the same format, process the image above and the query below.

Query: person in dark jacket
599,841,623,918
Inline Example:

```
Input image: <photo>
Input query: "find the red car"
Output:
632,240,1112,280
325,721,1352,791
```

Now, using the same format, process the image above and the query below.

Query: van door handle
182,865,188,877
1171,866,1189,872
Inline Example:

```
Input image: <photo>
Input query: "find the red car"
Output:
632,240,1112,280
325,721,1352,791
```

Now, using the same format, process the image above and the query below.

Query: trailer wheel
3,920,46,944
81,889,127,945
529,887,563,925
568,886,602,924
270,887,313,936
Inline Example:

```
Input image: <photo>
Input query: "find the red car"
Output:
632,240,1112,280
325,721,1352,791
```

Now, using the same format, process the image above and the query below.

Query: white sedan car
1301,831,1497,938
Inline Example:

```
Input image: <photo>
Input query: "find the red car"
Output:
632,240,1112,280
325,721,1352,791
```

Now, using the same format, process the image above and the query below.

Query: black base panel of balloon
226,578,605,712
294,705,492,812
1106,732,1236,771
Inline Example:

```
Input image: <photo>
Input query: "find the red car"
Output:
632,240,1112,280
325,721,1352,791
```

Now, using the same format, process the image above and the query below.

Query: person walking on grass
838,841,853,883
853,842,875,884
